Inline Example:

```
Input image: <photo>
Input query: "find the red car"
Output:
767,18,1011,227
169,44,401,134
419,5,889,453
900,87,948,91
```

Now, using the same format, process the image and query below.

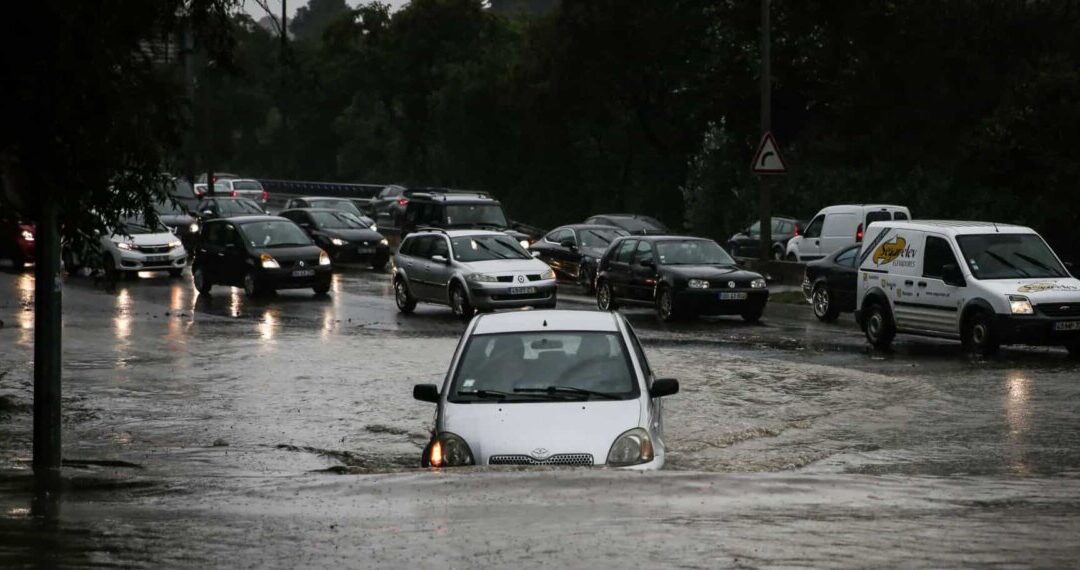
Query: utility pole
758,0,773,261
33,196,62,473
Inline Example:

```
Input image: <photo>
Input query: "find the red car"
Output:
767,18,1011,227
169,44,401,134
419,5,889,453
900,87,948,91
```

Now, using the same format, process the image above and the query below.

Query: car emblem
298,261,305,268
1063,306,1071,311
728,281,736,288
531,448,549,458
517,275,525,283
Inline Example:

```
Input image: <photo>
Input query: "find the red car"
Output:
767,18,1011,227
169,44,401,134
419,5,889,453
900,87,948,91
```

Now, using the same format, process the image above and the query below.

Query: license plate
718,292,747,300
356,247,375,254
1054,321,1080,331
146,255,169,263
508,286,536,295
292,269,315,277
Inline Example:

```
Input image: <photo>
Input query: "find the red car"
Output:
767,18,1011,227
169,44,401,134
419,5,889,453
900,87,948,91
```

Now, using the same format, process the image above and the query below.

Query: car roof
819,204,908,212
557,224,625,231
472,310,621,334
410,193,497,204
868,220,1035,236
614,234,712,242
210,215,284,224
406,229,507,238
294,196,347,201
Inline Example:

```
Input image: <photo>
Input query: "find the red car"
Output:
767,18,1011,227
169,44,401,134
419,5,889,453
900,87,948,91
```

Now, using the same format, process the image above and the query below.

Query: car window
771,219,785,233
923,235,959,279
777,221,792,235
836,246,859,267
547,229,571,244
238,221,312,248
451,235,531,261
580,228,626,248
865,211,891,228
803,215,824,238
430,237,449,258
632,240,654,265
822,213,855,237
893,211,909,221
410,236,434,258
613,240,637,263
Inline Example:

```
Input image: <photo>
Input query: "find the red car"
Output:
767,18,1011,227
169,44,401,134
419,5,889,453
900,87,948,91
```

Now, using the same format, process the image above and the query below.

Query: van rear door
820,212,857,258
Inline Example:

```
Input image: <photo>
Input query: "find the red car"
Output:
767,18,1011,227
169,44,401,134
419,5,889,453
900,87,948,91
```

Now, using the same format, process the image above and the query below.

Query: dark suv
400,190,540,245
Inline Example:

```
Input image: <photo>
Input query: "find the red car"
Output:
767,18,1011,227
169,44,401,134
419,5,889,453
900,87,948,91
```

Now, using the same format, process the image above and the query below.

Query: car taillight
261,191,269,202
793,223,800,237
397,198,409,207
856,223,863,242
231,190,238,198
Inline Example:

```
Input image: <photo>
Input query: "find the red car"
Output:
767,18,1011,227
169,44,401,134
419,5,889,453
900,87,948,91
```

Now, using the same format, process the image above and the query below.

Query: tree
290,0,351,42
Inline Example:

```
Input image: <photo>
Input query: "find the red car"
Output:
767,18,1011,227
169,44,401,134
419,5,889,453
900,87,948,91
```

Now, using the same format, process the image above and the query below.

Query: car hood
662,264,763,282
981,277,1080,304
461,258,551,274
323,228,384,243
252,245,324,263
111,232,178,246
442,399,642,465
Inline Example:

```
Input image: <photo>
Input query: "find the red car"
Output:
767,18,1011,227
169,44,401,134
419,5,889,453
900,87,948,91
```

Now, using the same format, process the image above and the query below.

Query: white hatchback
413,310,679,470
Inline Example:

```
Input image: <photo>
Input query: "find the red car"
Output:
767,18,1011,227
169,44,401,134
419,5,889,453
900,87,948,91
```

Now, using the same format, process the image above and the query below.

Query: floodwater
1,267,1079,567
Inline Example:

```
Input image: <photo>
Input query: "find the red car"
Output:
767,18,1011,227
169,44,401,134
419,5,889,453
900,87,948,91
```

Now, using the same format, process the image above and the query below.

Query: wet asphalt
1,264,1079,568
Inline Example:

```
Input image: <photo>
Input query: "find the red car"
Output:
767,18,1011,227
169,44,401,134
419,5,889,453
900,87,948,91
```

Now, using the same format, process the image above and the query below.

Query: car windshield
215,199,264,215
451,235,530,261
956,233,1068,279
311,211,368,229
233,180,262,190
611,217,663,232
449,332,638,402
445,204,508,228
118,215,167,235
309,199,362,216
239,221,313,248
154,199,185,215
656,240,735,266
580,228,627,248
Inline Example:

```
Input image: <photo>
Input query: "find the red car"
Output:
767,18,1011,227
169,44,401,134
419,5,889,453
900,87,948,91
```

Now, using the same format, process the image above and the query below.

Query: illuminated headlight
687,279,709,289
519,240,530,249
467,273,498,283
379,238,389,246
20,230,34,242
168,240,182,249
1008,295,1034,315
426,433,474,468
189,222,199,234
606,428,654,467
330,238,347,246
319,250,331,266
751,278,767,289
541,269,555,280
260,253,280,269
370,224,378,231
114,241,134,251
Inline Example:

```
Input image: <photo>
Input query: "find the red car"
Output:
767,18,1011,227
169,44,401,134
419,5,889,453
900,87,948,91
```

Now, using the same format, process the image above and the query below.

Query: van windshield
956,234,1069,279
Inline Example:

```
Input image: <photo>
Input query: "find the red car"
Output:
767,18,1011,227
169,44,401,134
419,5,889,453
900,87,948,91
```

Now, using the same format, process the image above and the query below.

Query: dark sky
242,0,410,20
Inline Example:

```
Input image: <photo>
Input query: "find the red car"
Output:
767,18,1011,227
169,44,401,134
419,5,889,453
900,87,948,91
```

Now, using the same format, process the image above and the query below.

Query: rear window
233,181,263,191
893,211,909,221
865,211,892,227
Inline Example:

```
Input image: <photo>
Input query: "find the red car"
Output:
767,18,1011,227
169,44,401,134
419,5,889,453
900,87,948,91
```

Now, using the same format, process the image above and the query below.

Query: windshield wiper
457,389,511,399
514,386,621,400
470,239,513,259
985,250,1029,277
1013,252,1064,277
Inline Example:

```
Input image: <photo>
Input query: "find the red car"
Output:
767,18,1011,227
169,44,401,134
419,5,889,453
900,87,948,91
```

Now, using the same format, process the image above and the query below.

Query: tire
786,253,798,262
596,280,618,311
864,301,896,350
169,269,183,278
578,266,595,294
243,270,264,298
193,266,212,294
449,282,474,320
961,309,999,356
656,286,680,322
62,249,81,275
811,283,840,322
102,253,119,284
394,278,417,313
312,280,331,295
772,246,785,261
741,305,765,323
371,256,389,271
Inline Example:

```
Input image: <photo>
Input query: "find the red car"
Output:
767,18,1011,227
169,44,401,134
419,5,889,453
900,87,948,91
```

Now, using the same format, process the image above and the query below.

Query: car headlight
330,238,347,246
1009,295,1034,315
379,238,389,246
541,269,555,280
426,432,474,468
606,427,654,467
688,279,709,289
260,253,280,269
20,230,34,242
467,273,498,283
168,240,182,249
519,239,530,249
751,278,767,289
189,222,199,234
370,224,378,231
115,241,133,251
319,250,331,266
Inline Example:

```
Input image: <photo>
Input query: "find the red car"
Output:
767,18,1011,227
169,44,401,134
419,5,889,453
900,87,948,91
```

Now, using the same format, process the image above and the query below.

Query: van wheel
785,253,798,262
864,302,895,349
193,266,212,294
449,283,474,320
812,284,839,322
394,277,416,313
597,280,618,311
962,309,999,356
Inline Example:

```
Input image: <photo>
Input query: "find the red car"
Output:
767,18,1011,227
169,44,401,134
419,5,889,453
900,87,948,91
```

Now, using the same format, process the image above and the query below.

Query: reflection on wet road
1,267,1079,567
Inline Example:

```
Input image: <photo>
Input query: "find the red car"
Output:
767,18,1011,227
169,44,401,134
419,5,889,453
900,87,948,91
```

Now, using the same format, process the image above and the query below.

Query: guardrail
256,179,387,200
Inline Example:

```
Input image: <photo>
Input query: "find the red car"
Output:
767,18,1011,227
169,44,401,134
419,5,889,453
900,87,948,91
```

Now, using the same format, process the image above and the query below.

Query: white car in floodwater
413,310,679,470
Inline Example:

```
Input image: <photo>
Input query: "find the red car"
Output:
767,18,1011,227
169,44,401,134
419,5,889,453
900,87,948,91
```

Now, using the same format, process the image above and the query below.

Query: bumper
468,280,558,309
673,289,769,315
328,243,390,263
117,249,187,271
992,314,1080,347
258,266,333,290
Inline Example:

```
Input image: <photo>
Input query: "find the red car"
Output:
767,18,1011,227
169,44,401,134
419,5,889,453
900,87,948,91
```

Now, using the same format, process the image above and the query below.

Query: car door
628,240,658,301
404,236,434,299
426,236,453,304
917,234,963,336
198,221,225,282
539,229,572,277
820,212,856,258
608,239,638,300
799,215,825,260
221,223,248,285
831,245,860,312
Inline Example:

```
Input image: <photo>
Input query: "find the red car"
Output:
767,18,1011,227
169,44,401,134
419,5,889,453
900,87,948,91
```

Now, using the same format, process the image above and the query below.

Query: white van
855,220,1080,357
786,204,911,262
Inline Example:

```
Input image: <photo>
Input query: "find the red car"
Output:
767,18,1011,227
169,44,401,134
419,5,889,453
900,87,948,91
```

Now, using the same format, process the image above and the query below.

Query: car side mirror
413,384,440,403
942,263,965,287
431,254,449,265
649,378,679,398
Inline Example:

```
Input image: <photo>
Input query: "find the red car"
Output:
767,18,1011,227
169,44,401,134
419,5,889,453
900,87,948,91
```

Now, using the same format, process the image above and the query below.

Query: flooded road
2,267,1079,567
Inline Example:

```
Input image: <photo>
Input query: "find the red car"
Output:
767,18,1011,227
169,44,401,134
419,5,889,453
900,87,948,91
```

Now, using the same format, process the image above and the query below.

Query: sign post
754,0,787,261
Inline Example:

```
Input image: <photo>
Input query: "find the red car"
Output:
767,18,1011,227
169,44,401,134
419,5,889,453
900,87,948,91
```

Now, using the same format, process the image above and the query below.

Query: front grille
488,453,594,466
496,275,514,283
491,292,548,301
1038,303,1080,317
278,259,319,270
526,274,542,281
136,245,171,254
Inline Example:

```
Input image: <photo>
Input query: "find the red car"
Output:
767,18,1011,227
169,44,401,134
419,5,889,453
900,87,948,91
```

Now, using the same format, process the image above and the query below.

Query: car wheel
812,284,839,322
772,246,785,261
449,282,474,320
785,253,798,262
193,266,212,294
62,249,80,275
741,306,764,323
864,302,896,350
243,271,263,298
394,278,417,313
578,266,595,294
312,280,331,295
596,280,618,311
961,309,999,357
656,286,680,322
168,269,183,278
102,253,118,284
371,256,389,271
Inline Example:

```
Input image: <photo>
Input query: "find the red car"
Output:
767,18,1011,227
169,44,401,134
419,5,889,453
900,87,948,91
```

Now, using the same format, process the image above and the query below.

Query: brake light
261,190,269,202
231,190,238,198
397,198,409,207
856,223,864,242
793,223,800,237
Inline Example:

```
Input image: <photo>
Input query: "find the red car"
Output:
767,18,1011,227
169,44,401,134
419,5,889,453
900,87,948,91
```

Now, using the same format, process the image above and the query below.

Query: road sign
751,131,787,174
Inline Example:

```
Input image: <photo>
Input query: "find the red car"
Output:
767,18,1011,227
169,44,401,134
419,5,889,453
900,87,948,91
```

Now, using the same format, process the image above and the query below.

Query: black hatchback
596,235,769,322
193,216,332,297
279,208,389,269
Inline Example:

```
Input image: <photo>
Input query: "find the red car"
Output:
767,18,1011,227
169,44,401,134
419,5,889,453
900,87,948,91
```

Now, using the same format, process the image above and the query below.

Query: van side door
915,234,964,336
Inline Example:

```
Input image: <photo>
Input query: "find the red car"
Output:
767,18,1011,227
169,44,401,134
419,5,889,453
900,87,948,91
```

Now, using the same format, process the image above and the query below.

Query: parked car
529,224,628,293
281,197,375,228
192,216,332,297
393,229,556,319
0,216,35,269
217,179,269,206
64,214,187,280
412,310,679,469
279,208,389,268
154,198,199,251
802,244,860,321
399,190,539,245
194,197,267,225
583,214,668,235
596,235,769,322
368,185,408,226
855,220,1080,357
728,216,804,260
785,204,911,262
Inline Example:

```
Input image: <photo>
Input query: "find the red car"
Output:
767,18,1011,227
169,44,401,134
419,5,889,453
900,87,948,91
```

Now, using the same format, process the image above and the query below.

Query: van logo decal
1017,282,1080,293
872,236,917,266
